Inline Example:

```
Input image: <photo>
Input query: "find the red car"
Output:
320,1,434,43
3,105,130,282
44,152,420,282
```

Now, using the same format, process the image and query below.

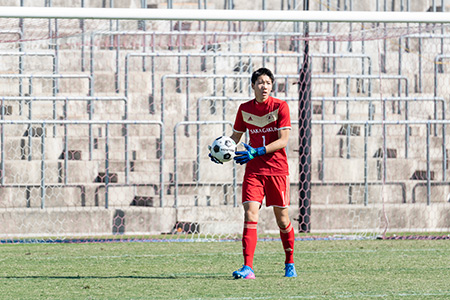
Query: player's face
252,74,273,103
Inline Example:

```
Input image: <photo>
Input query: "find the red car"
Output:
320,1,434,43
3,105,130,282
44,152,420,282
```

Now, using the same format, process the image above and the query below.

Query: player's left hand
234,143,266,165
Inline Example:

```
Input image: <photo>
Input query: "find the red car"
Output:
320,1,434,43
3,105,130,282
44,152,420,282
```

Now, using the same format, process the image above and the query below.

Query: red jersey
233,96,291,176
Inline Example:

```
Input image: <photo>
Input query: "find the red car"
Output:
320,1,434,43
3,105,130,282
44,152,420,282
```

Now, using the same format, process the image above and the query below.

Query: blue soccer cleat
232,265,255,279
284,263,297,277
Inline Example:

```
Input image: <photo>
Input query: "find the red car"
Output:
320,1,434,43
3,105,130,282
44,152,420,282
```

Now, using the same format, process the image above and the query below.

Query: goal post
2,6,450,23
0,5,449,242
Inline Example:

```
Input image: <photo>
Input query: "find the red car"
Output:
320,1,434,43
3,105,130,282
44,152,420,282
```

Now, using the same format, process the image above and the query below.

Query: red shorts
242,174,290,208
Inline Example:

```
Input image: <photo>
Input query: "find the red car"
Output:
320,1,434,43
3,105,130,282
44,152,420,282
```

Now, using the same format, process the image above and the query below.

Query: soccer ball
209,136,237,163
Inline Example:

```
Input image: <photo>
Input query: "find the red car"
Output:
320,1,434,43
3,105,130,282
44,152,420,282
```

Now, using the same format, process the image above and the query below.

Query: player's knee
274,213,291,228
244,209,259,222
244,202,260,222
276,218,290,229
244,212,259,223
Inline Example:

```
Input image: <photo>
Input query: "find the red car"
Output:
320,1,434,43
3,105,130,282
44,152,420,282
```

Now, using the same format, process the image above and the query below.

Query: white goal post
1,6,450,23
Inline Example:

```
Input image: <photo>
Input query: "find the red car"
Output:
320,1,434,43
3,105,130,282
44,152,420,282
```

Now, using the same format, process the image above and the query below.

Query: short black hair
251,68,275,85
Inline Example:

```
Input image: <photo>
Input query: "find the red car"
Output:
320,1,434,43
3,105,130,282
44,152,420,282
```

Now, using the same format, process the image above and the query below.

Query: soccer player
211,68,297,279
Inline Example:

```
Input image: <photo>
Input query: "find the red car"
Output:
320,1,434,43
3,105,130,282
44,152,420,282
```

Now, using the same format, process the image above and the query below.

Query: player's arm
230,131,243,145
264,102,291,154
264,128,290,154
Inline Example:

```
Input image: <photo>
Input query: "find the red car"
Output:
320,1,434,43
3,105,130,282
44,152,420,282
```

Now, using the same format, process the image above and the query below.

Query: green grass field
0,238,449,299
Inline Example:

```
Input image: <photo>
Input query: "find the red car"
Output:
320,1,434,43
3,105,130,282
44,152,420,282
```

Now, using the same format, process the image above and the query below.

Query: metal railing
0,184,86,209
0,120,164,209
162,73,408,126
412,182,450,205
0,52,57,112
310,181,407,205
170,118,447,206
434,54,450,97
196,95,445,165
312,119,448,205
173,120,236,208
0,118,447,208
91,31,319,92
0,74,95,157
161,74,297,125
125,51,371,106
1,96,127,162
0,73,92,96
0,30,23,41
0,96,128,120
395,34,450,94
125,52,303,98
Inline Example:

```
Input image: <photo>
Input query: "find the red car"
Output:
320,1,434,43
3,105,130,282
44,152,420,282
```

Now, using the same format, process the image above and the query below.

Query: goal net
0,4,449,242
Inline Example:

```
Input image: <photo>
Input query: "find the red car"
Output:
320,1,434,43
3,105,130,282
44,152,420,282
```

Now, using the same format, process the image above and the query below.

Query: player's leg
233,202,259,279
265,175,297,277
233,174,263,279
242,201,260,268
273,206,297,277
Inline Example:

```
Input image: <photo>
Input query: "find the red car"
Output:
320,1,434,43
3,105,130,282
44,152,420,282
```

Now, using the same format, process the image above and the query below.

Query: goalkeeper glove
234,143,266,165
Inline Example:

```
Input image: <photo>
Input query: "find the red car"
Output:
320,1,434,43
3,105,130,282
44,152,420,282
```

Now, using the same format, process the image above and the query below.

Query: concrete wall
1,203,449,238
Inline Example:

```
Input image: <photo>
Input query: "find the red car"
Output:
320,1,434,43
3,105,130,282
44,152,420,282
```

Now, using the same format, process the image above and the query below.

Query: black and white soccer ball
209,136,237,163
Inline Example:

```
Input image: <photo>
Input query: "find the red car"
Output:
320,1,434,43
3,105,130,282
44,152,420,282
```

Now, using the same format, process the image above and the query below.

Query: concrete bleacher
0,0,449,238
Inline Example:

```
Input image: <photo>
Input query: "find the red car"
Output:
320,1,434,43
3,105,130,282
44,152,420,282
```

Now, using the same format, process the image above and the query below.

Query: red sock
279,222,295,264
242,221,258,269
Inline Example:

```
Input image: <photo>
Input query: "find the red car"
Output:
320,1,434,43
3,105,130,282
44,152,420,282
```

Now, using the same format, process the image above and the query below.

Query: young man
212,68,296,279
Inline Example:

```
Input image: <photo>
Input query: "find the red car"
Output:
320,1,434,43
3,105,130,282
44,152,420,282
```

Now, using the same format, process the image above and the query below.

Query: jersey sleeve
233,104,246,133
277,101,291,130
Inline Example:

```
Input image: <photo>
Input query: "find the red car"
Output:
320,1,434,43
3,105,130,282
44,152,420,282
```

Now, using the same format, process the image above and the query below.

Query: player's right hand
208,145,223,164
234,143,266,165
